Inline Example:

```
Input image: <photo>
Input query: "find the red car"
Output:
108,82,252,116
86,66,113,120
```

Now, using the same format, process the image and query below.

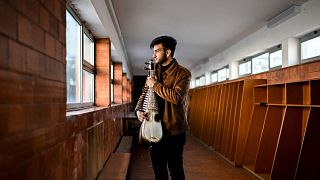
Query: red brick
31,22,45,52
26,48,40,75
58,23,66,45
39,55,66,82
11,0,40,24
0,1,17,39
40,6,50,32
45,33,55,58
0,35,9,69
49,15,59,39
8,40,28,73
18,15,33,47
55,40,64,63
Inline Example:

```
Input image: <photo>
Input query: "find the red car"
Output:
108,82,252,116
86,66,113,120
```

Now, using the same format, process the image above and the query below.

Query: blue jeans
150,133,186,180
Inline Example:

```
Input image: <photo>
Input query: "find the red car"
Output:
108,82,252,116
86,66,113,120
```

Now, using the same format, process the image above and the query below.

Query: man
135,36,191,180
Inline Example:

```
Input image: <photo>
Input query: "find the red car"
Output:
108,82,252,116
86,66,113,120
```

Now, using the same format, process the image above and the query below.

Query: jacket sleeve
153,69,191,105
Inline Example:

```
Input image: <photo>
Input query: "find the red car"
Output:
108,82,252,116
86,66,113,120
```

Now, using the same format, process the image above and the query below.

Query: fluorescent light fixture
267,5,301,28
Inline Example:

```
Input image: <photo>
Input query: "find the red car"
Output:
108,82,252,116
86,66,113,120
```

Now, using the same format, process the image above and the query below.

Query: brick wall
114,62,123,104
0,1,126,179
96,38,111,106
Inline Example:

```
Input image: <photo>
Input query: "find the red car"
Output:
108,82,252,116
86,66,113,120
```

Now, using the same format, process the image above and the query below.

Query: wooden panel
243,105,267,166
271,107,310,179
295,107,320,179
310,80,320,105
254,106,285,173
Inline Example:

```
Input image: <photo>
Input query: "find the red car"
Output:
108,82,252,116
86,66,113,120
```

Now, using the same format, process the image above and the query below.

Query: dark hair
150,36,177,57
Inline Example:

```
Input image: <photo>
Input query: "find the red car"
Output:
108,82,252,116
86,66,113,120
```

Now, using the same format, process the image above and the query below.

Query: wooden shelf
268,84,285,104
286,81,310,105
310,80,320,105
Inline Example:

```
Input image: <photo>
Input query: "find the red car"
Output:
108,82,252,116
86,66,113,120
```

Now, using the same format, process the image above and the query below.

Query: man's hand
146,77,157,88
137,110,148,122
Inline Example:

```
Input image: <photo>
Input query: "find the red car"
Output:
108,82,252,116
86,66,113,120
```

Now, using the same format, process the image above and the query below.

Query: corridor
128,133,258,180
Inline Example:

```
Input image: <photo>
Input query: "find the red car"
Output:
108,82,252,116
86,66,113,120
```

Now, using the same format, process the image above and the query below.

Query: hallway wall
0,1,126,179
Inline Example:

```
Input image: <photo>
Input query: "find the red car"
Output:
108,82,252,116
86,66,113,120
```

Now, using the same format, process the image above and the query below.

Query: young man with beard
135,36,191,180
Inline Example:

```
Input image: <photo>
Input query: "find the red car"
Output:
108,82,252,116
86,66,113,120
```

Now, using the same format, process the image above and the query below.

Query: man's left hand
146,77,157,88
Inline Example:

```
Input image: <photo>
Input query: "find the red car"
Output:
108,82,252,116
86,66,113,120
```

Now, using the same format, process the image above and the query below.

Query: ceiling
71,0,308,76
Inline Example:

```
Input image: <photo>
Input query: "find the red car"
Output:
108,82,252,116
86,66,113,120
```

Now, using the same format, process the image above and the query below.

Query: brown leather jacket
135,59,191,136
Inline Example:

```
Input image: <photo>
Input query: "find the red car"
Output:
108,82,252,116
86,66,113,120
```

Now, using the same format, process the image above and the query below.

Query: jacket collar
156,58,179,77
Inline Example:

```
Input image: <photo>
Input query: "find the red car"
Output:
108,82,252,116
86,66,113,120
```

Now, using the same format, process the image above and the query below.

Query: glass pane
252,53,269,74
301,36,320,60
84,33,94,65
66,11,81,104
83,70,94,103
195,79,200,87
111,83,114,103
200,76,206,86
239,61,251,76
270,50,282,68
218,68,227,82
211,73,217,83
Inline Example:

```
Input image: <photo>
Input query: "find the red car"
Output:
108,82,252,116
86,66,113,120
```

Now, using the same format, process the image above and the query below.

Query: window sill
66,106,107,117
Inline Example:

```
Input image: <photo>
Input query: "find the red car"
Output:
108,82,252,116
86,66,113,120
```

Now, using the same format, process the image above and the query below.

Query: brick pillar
95,38,111,106
122,73,128,103
114,62,123,104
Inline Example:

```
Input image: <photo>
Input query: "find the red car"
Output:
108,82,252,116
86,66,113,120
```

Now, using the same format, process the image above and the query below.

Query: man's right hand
137,110,148,122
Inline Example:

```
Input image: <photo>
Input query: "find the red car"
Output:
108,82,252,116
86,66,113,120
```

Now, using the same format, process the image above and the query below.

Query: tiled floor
127,133,258,180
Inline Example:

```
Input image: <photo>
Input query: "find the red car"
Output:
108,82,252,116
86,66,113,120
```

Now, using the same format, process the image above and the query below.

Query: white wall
191,0,320,84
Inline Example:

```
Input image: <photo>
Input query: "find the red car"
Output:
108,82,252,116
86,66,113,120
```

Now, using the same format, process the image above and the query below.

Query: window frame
239,58,252,77
66,7,95,110
300,30,320,63
217,66,229,82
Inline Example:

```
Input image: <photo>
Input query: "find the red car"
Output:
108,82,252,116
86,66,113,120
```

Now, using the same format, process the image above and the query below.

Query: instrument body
137,60,163,143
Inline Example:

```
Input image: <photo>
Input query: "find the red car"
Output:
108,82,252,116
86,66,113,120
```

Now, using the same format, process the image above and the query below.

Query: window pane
195,79,200,87
84,33,94,65
211,73,217,83
83,70,94,103
252,53,269,74
200,76,206,86
239,61,251,76
301,36,320,60
270,50,282,68
111,64,114,102
218,68,227,82
66,11,81,104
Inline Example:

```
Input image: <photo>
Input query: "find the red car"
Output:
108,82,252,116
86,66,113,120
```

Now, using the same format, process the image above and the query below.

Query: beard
155,55,167,65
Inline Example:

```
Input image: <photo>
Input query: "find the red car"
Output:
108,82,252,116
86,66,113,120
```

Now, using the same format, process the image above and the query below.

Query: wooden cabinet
187,79,266,165
243,79,320,179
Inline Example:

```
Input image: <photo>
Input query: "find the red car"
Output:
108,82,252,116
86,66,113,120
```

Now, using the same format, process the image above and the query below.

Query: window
217,67,228,82
239,59,251,76
199,75,206,86
301,30,320,61
270,50,282,68
66,9,95,109
252,53,269,74
195,78,200,87
238,45,282,76
111,63,114,103
211,72,218,83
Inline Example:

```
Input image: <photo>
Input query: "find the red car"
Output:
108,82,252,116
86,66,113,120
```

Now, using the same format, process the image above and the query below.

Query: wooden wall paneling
242,105,268,169
271,107,310,179
193,89,201,138
235,79,266,166
310,80,320,105
230,81,243,162
295,107,320,179
214,84,226,151
219,84,230,153
204,86,215,144
222,83,235,157
206,86,215,146
199,88,209,140
208,86,221,147
254,106,285,175
187,90,194,132
226,83,239,159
